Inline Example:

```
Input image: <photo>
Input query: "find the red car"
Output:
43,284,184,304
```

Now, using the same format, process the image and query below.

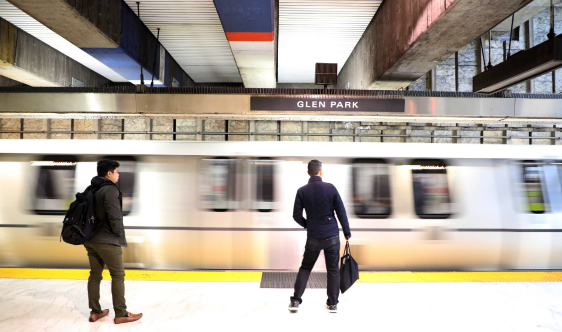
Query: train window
32,157,77,215
250,159,277,212
410,159,451,219
520,162,548,214
352,159,391,218
200,158,241,212
102,156,137,216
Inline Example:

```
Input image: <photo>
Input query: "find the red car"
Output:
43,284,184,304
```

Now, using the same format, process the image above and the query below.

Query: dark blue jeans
291,235,340,306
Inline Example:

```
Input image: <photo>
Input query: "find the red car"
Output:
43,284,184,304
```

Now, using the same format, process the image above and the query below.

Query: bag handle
344,240,351,256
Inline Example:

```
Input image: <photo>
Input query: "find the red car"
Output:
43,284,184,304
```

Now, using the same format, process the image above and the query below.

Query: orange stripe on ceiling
226,32,274,42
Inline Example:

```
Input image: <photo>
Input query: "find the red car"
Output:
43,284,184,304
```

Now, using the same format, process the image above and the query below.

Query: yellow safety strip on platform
0,268,262,282
1,269,562,283
356,271,562,283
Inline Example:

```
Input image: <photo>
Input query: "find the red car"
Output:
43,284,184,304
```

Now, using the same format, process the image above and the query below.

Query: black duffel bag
340,241,359,293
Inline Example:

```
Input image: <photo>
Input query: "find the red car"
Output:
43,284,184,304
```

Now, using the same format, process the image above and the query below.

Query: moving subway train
1,140,562,271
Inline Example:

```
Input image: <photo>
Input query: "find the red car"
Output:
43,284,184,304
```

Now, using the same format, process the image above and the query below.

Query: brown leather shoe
89,309,109,322
114,312,143,324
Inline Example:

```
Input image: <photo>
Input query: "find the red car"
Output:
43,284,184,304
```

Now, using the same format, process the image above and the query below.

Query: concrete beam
7,0,196,86
0,18,110,87
214,0,276,88
337,0,534,90
0,73,25,86
6,0,120,48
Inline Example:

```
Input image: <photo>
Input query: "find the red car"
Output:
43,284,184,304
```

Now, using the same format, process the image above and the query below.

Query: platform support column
302,122,308,141
196,120,203,141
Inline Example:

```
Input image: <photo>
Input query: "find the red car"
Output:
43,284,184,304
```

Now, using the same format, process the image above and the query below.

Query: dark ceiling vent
315,63,337,86
473,35,562,94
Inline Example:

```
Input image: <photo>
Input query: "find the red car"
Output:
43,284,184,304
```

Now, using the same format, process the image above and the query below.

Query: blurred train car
1,140,562,271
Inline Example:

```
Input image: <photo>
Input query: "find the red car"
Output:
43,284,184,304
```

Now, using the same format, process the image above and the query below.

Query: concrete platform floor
1,278,562,332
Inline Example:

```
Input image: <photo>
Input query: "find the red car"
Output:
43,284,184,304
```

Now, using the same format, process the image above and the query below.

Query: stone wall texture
2,118,561,146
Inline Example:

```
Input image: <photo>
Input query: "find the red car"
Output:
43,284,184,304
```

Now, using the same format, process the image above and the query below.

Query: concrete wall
2,118,561,146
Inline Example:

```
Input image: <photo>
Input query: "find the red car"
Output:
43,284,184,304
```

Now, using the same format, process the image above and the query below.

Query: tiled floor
1,278,562,331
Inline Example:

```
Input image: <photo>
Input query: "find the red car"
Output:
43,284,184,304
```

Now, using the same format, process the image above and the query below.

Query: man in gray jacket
85,159,142,324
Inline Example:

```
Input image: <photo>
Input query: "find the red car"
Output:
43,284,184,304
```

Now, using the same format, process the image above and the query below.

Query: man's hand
345,236,350,241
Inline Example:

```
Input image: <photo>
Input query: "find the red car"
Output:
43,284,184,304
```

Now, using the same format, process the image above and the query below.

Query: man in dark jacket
289,160,351,313
85,159,142,324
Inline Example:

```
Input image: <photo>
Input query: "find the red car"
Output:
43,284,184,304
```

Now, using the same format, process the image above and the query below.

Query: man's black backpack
60,183,112,245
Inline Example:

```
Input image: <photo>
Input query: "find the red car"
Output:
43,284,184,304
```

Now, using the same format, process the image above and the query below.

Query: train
0,139,561,271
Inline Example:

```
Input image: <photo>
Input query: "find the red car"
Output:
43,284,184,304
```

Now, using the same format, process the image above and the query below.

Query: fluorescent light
31,161,76,166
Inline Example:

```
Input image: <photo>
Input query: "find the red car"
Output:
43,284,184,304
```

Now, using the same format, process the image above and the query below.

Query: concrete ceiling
123,0,242,83
278,0,382,83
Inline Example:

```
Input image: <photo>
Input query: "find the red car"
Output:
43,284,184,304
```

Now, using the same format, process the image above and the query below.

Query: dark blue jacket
293,176,351,239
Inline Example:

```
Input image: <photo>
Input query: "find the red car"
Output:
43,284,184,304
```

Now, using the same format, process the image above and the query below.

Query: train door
198,158,242,269
0,157,28,267
27,156,85,266
501,161,555,269
348,159,405,270
546,162,562,269
446,158,504,270
405,159,456,270
260,159,309,270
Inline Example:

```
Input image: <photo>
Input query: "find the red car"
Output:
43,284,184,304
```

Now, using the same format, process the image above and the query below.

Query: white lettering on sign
296,100,362,109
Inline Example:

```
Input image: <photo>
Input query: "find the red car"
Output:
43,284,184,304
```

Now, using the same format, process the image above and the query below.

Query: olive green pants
85,242,127,317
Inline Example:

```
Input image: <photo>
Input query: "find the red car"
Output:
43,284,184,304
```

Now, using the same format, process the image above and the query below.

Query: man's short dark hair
308,159,322,176
97,159,120,177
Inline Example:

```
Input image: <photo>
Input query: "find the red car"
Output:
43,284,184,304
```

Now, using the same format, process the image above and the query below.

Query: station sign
250,97,405,112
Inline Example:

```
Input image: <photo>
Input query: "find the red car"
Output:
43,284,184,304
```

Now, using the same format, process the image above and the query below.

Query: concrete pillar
337,0,533,90
93,119,101,139
249,120,256,141
196,120,203,141
302,122,308,142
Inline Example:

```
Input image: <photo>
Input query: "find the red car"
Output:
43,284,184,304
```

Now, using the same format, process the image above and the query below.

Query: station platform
1,269,562,332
